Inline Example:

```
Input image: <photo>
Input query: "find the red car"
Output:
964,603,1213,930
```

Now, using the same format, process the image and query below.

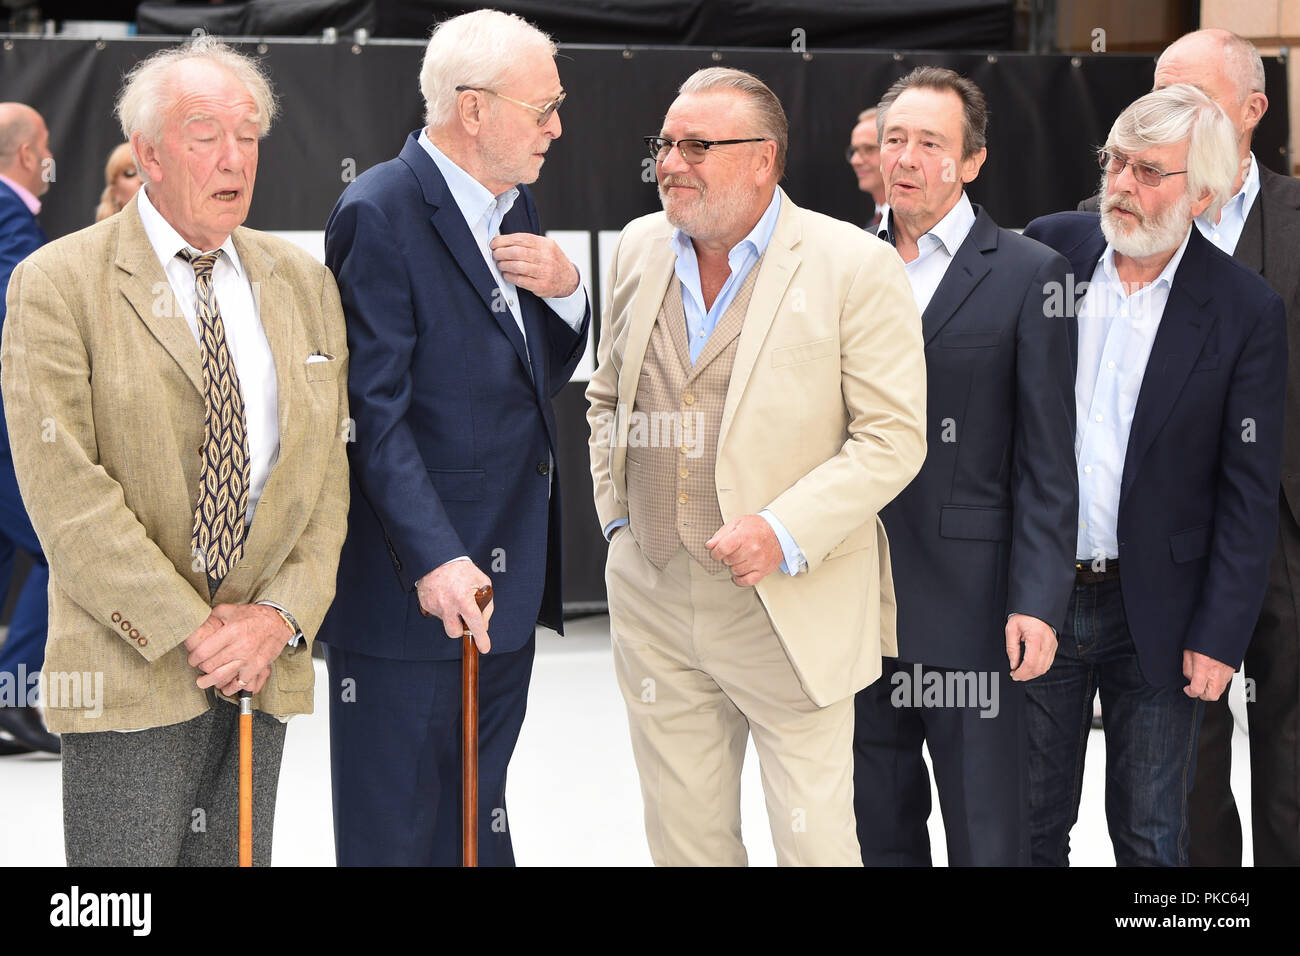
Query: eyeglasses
644,135,767,165
455,86,566,127
845,144,879,163
1098,149,1187,188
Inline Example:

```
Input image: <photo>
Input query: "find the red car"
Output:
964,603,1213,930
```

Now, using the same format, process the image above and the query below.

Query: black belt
1075,559,1119,584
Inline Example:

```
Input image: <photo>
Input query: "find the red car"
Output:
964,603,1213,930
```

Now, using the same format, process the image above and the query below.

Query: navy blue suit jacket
882,206,1077,671
0,181,47,455
318,132,589,661
1024,211,1286,686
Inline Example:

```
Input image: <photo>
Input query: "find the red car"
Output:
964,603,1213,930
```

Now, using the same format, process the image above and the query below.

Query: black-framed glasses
644,135,767,165
845,143,879,163
455,85,566,127
1098,149,1187,188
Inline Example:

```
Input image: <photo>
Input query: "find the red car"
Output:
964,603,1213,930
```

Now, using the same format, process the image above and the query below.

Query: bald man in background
0,102,56,756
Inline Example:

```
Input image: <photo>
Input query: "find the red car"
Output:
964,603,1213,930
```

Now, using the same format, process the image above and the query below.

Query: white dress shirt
880,191,977,316
1195,152,1260,256
137,185,279,524
1075,227,1193,561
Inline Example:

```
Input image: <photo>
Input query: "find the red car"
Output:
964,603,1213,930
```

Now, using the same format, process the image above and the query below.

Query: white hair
1106,83,1238,221
419,9,556,129
115,36,278,182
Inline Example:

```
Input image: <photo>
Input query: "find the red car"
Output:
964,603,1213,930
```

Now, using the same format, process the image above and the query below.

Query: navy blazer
0,180,47,454
319,132,589,661
1024,211,1287,685
881,206,1077,671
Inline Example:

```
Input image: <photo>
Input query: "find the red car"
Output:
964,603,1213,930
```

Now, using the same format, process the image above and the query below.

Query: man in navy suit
852,68,1077,866
1022,84,1286,866
0,102,57,756
318,9,588,866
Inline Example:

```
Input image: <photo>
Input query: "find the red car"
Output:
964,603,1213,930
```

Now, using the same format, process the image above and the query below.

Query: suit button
111,612,121,623
679,469,689,479
683,394,695,405
129,629,139,639
678,493,689,504
121,620,131,631
137,636,148,647
537,461,550,476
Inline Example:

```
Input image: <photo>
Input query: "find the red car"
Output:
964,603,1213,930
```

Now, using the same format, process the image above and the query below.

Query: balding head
0,103,53,197
1155,29,1266,161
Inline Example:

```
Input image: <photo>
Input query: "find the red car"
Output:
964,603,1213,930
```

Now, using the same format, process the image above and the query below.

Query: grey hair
677,67,788,178
115,36,278,181
876,66,987,159
856,106,876,123
1106,83,1238,221
420,9,557,129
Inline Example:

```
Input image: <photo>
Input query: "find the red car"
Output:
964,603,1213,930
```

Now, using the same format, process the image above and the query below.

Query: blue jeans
1025,577,1204,866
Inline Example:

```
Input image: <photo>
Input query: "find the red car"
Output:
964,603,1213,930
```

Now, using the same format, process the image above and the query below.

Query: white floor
0,616,1254,866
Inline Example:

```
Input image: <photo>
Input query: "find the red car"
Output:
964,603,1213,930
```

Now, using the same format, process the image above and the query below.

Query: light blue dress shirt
1075,227,1193,561
417,131,587,340
605,191,805,575
1195,152,1260,256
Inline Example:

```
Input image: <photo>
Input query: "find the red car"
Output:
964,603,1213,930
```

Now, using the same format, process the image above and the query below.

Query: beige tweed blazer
587,188,927,706
1,194,350,732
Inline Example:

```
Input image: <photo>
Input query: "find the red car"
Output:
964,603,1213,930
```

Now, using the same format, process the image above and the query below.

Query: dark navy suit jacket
881,206,1078,671
0,180,47,454
318,132,589,661
1024,211,1287,686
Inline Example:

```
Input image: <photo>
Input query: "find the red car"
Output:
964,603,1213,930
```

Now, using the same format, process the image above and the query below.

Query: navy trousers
854,657,1029,866
0,454,47,686
323,635,535,866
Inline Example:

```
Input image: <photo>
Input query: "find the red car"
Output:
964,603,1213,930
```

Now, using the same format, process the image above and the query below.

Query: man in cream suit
587,67,926,866
0,38,349,865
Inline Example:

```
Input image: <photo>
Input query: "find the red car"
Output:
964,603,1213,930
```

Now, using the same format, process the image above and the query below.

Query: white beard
1100,188,1193,261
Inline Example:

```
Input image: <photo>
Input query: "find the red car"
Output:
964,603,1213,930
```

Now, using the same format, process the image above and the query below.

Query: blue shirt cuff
603,518,628,542
759,510,806,575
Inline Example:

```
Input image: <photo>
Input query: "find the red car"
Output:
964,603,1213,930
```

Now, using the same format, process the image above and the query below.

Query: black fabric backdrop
0,36,1288,614
107,0,1016,48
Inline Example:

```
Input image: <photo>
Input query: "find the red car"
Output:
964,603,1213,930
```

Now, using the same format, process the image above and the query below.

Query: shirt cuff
759,510,807,575
603,518,628,542
545,283,588,331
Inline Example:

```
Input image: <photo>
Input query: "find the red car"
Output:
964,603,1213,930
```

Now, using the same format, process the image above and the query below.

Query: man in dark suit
852,67,1077,866
1024,83,1286,866
0,102,57,756
318,9,589,866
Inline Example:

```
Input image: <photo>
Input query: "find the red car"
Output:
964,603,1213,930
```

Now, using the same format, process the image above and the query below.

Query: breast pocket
938,330,1001,349
304,354,341,383
771,337,835,367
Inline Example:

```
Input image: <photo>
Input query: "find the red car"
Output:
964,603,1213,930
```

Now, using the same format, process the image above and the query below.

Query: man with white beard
1020,84,1287,866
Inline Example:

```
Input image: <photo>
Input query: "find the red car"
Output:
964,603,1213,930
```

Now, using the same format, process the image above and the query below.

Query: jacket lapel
718,188,799,451
115,196,205,397
401,134,533,382
920,205,996,345
1120,230,1217,504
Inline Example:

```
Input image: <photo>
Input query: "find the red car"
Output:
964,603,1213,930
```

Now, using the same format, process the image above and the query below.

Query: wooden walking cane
461,585,493,867
419,583,493,867
238,688,253,867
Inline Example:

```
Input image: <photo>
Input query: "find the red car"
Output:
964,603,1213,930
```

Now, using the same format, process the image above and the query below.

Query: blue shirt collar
418,128,519,234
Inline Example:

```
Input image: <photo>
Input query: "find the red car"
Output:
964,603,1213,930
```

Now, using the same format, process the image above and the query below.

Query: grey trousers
62,699,287,866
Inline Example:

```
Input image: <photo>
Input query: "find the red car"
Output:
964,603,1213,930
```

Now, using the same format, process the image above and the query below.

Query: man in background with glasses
1022,84,1286,865
587,67,926,865
319,8,589,866
846,106,888,230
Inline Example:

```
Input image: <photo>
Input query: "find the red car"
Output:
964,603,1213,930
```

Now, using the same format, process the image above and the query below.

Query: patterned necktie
178,249,251,595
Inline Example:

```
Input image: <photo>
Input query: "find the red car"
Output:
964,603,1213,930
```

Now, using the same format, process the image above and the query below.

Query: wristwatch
259,601,304,646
